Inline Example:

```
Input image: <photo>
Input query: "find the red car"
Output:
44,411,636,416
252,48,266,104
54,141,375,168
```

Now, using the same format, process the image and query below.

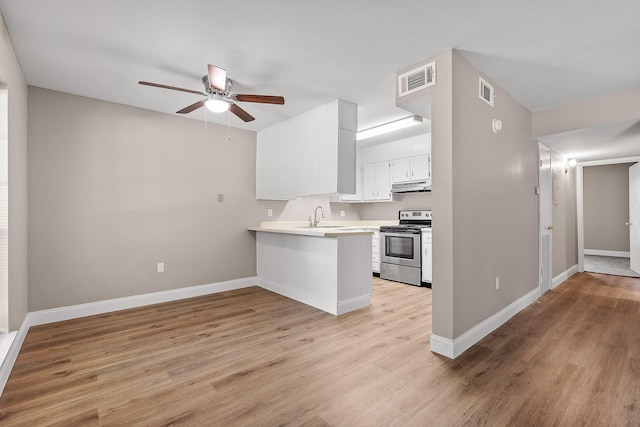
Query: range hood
391,180,431,193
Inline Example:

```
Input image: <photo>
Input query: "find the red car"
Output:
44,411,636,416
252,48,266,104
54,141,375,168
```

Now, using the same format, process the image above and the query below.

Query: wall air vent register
398,62,436,97
479,77,494,106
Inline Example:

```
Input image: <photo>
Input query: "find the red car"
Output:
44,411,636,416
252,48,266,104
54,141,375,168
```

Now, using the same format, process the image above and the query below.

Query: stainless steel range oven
380,210,432,286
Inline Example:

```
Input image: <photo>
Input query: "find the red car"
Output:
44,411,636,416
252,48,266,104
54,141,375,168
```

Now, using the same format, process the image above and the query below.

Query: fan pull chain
227,110,231,142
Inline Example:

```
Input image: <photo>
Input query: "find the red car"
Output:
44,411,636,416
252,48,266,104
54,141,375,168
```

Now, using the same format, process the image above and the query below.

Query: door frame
576,155,640,272
538,142,552,295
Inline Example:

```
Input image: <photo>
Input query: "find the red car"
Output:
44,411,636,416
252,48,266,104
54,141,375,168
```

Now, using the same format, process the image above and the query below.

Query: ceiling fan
139,64,285,122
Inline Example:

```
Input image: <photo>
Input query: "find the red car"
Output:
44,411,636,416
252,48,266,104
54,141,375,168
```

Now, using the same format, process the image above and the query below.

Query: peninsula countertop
248,220,397,237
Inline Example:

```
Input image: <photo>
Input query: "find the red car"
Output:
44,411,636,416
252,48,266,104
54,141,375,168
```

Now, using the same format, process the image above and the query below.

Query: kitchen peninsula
248,222,382,315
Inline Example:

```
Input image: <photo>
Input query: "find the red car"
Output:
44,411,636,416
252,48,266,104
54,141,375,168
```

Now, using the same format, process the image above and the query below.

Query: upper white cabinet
338,164,363,202
363,162,392,201
391,154,431,183
257,99,357,200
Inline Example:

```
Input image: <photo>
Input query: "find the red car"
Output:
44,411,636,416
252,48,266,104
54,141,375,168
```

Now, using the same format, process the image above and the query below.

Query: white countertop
248,220,397,237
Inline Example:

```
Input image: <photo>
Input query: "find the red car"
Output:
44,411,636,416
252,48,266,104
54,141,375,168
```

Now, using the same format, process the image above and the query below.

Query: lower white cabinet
421,228,432,283
372,229,380,273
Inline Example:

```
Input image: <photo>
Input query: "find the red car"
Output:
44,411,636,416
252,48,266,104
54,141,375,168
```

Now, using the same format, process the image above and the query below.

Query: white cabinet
391,154,431,184
421,228,432,283
363,162,391,201
371,229,380,273
338,164,363,202
257,99,357,200
412,154,431,181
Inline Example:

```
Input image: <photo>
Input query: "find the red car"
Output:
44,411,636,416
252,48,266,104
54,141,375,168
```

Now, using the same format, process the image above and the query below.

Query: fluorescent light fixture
356,115,423,141
205,95,230,113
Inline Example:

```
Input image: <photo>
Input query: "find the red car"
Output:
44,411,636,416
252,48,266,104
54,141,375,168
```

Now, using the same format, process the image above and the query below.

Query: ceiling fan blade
208,64,227,92
229,103,255,122
234,94,285,105
138,81,206,96
176,100,206,114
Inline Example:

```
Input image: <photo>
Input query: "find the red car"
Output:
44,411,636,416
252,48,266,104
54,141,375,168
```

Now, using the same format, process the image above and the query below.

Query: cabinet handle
411,170,414,177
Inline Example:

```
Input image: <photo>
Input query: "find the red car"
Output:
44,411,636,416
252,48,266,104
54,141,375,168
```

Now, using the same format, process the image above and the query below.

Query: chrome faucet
313,205,325,227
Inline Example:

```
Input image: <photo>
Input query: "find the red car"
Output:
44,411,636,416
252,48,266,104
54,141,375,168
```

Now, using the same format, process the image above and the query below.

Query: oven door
380,232,421,268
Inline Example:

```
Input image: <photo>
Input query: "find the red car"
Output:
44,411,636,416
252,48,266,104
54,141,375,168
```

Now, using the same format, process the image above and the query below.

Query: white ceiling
1,0,639,160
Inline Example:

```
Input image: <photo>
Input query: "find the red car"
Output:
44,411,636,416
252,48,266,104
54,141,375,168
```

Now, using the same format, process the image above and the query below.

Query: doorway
577,156,640,276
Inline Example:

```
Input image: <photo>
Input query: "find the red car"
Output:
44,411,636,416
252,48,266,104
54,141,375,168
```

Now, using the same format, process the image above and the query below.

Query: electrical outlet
495,277,500,290
340,210,346,217
157,262,164,273
267,208,273,217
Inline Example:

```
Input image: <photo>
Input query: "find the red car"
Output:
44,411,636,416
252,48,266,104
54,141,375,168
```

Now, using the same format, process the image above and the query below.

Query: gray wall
0,15,29,331
532,87,640,138
583,163,633,252
551,151,578,276
28,87,269,311
398,50,539,340
449,52,539,337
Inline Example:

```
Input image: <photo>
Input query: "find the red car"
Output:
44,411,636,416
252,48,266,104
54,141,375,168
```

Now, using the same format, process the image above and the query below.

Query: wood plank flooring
1,272,640,426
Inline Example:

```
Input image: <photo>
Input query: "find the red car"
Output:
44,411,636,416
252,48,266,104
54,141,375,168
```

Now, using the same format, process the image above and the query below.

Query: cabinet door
390,158,411,183
410,154,431,181
375,162,391,200
363,163,377,201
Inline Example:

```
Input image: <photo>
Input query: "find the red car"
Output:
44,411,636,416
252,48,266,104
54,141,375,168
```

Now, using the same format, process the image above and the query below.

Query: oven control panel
399,210,432,220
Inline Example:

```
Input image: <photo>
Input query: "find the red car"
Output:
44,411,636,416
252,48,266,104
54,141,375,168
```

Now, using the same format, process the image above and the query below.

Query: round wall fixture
492,119,503,133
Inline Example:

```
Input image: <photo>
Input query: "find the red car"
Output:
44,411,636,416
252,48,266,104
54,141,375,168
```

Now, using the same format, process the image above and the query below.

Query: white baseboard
257,278,339,315
584,249,630,258
552,264,579,289
0,316,31,397
430,287,540,359
0,277,256,397
29,277,256,326
337,295,371,315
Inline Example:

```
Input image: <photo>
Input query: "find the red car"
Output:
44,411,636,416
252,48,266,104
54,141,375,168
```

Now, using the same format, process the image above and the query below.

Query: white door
630,162,640,274
539,144,552,294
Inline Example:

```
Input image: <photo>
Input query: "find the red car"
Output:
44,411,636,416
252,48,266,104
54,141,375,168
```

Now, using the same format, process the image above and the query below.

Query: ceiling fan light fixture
205,96,230,113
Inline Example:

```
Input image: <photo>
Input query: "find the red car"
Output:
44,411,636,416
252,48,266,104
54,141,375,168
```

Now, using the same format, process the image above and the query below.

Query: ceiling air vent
479,77,494,106
398,62,435,97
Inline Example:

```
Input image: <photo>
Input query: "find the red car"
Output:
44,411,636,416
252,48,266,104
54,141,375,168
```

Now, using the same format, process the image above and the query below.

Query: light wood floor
1,273,640,426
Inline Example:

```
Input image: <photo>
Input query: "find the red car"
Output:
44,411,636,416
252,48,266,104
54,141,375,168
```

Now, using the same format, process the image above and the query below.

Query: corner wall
450,52,539,338
398,50,539,352
0,13,29,331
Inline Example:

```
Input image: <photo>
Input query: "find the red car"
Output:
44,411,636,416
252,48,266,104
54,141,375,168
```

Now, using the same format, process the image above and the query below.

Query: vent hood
391,179,431,193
